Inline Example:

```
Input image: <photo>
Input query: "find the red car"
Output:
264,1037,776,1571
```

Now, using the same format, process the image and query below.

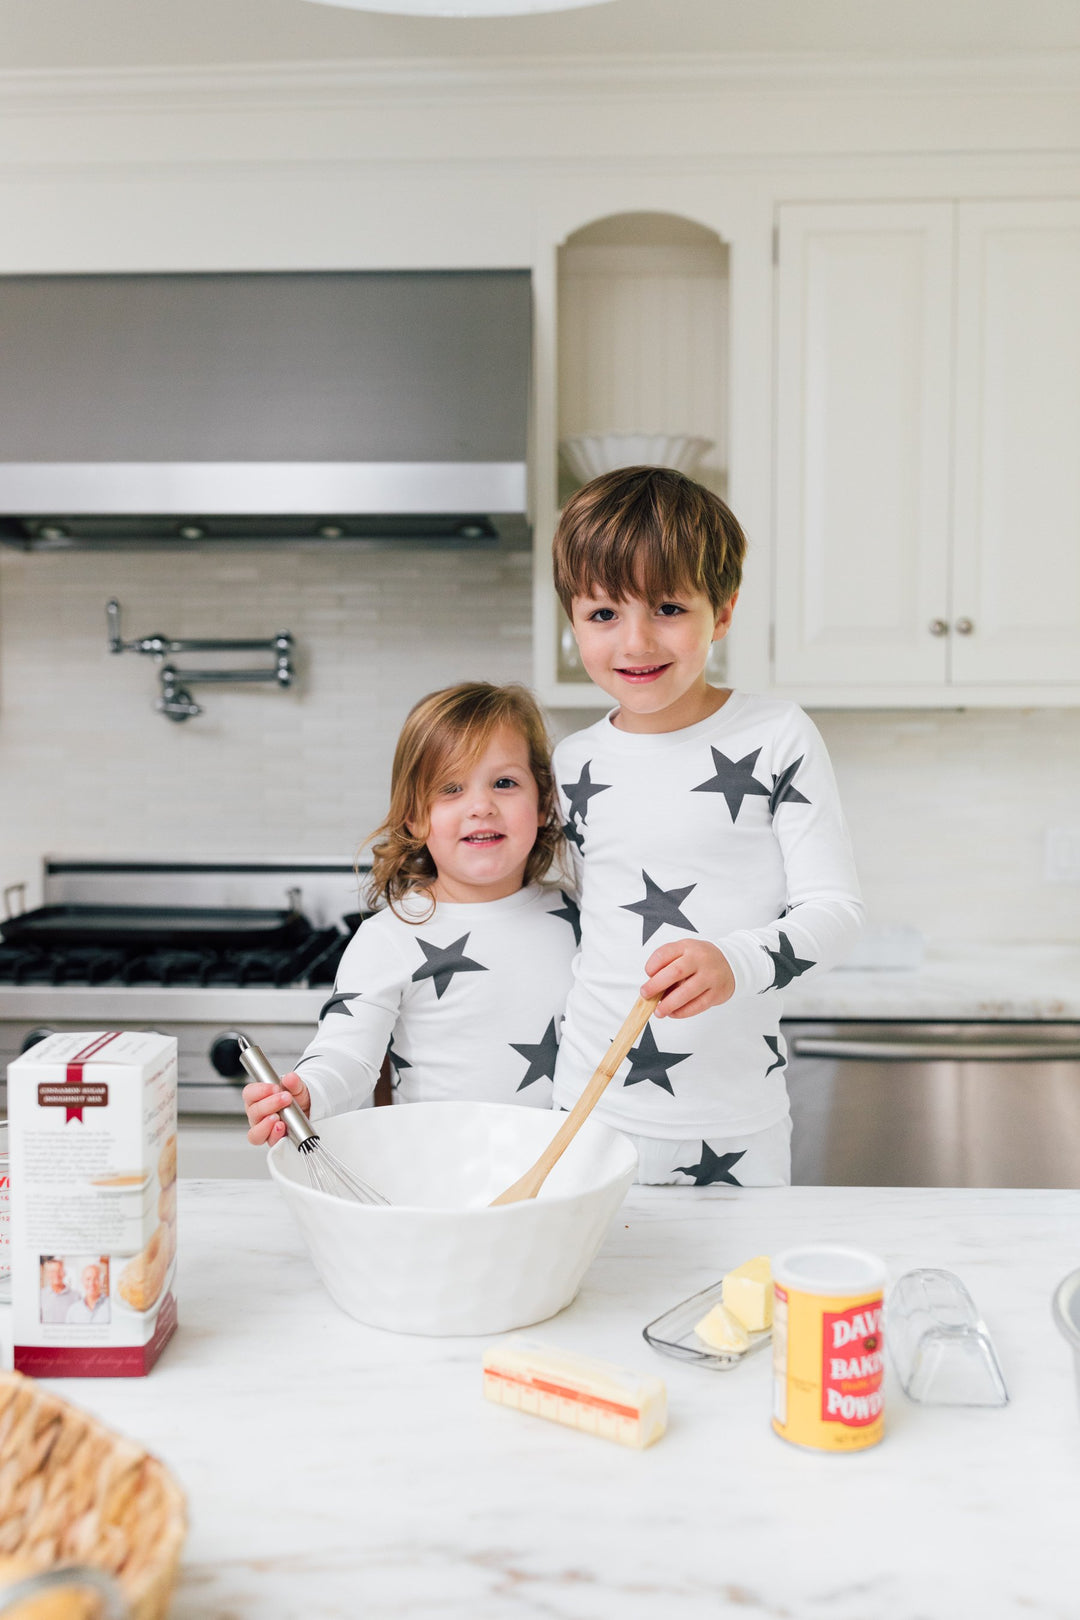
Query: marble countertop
782,943,1080,1021
7,1179,1078,1620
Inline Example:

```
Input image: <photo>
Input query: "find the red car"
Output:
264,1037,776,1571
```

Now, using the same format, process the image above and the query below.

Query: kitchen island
15,1180,1080,1620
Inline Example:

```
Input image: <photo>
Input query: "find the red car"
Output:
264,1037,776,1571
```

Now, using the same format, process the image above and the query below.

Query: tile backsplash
1,546,1077,944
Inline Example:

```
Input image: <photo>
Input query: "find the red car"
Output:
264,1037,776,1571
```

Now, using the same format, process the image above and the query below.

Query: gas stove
0,858,368,1116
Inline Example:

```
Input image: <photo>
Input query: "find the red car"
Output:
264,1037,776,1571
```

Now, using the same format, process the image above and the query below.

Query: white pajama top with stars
293,883,578,1120
552,692,864,1141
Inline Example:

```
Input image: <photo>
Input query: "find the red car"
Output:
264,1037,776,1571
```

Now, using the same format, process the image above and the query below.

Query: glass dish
1052,1267,1080,1414
887,1267,1008,1407
643,1279,772,1370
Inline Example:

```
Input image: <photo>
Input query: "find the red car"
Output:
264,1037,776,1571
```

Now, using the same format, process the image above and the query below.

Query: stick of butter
694,1302,751,1353
721,1255,774,1331
482,1337,667,1449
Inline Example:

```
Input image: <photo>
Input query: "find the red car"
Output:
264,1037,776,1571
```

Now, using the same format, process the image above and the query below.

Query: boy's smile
570,588,736,733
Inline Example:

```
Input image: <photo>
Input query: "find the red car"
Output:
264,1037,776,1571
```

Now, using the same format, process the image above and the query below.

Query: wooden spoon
490,994,659,1206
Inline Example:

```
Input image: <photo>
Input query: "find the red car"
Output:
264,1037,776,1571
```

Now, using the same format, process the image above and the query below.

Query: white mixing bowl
267,1101,638,1336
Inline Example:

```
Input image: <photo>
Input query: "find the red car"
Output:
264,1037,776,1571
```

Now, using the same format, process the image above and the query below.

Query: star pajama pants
555,1112,793,1186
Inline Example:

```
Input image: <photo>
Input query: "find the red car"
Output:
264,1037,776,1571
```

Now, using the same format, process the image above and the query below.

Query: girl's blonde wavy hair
366,682,563,919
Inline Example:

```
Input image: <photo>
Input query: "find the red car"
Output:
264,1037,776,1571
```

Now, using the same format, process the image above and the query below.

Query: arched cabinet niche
538,210,731,701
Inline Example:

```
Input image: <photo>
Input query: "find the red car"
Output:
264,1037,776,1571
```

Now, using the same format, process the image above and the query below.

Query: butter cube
721,1255,773,1331
483,1337,666,1449
694,1302,750,1354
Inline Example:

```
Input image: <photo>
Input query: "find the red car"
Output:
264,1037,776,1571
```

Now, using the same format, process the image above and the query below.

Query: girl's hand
242,1072,312,1146
641,939,736,1019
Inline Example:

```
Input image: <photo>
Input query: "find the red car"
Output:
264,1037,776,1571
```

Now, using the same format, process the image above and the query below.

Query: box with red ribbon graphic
8,1031,178,1376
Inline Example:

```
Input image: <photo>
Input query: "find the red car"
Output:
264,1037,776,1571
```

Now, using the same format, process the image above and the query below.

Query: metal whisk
238,1035,390,1206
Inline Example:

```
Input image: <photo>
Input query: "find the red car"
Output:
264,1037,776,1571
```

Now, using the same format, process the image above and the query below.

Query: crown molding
2,50,1080,115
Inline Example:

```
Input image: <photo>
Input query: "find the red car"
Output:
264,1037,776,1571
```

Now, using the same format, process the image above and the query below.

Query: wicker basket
0,1371,186,1620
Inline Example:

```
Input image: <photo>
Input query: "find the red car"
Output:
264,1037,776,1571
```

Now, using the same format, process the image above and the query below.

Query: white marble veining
6,1179,1078,1619
783,943,1080,1021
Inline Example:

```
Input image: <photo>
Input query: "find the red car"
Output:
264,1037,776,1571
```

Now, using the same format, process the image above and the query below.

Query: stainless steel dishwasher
783,1021,1080,1188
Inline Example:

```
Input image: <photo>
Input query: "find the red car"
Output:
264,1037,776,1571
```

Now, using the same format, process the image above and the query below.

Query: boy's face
569,587,735,732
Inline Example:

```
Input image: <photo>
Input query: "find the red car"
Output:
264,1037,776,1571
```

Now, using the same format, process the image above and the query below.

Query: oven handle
789,1036,1080,1062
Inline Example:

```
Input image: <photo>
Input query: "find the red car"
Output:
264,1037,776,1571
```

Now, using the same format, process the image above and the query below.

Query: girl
243,682,578,1145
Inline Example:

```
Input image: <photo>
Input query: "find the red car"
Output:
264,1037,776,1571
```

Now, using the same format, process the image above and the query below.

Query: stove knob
20,1027,54,1054
210,1031,249,1079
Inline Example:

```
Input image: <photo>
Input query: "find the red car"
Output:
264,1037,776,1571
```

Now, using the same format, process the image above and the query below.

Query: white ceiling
2,0,1080,72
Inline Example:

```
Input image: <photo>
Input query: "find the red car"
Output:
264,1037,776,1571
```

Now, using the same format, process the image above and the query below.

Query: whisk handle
237,1035,318,1148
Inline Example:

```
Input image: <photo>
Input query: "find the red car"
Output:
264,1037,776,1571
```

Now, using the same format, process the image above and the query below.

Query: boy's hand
243,1072,311,1146
641,939,735,1019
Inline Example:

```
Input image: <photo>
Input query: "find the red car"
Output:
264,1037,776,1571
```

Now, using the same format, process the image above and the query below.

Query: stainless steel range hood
0,270,531,550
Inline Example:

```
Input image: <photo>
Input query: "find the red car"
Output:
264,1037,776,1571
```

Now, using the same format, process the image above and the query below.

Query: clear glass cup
1052,1268,1080,1413
887,1267,1008,1407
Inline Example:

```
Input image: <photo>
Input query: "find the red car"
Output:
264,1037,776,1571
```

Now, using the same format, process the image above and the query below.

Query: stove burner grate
0,925,351,990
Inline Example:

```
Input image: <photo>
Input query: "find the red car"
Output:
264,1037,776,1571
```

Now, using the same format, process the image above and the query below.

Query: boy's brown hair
552,465,746,617
367,681,562,917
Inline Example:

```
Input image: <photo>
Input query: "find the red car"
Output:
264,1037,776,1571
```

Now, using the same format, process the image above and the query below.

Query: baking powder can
771,1245,887,1453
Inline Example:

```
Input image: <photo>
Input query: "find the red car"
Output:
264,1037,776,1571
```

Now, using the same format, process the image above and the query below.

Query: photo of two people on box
39,1254,111,1326
243,466,864,1187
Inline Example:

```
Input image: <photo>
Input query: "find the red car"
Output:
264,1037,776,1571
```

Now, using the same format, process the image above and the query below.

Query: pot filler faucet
106,598,294,723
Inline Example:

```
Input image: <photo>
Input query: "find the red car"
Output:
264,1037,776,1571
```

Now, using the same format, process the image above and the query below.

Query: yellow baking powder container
771,1245,887,1453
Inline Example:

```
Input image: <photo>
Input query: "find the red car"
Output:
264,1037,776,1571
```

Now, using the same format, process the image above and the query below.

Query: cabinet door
774,204,953,687
951,201,1080,685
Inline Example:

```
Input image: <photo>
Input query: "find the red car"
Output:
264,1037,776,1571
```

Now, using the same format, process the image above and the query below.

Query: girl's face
414,723,545,904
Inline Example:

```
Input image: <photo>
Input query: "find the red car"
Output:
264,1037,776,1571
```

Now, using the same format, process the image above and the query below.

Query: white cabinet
952,200,1080,687
775,198,1080,703
774,203,953,689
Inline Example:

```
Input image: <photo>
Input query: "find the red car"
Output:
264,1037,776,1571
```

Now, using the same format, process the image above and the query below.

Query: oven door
784,1021,1080,1188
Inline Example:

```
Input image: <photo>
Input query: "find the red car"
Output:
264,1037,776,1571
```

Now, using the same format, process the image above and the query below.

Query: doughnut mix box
7,1031,178,1376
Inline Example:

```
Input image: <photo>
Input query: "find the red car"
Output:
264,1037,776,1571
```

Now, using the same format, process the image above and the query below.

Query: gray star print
548,891,581,945
769,757,811,815
411,933,487,1000
510,1017,560,1090
691,747,771,821
673,1142,746,1186
561,760,611,825
764,1035,785,1076
621,870,698,944
622,1024,691,1096
318,990,361,1020
761,931,815,991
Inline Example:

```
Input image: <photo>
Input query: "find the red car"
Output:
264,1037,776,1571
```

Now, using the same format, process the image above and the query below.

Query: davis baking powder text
771,1245,887,1453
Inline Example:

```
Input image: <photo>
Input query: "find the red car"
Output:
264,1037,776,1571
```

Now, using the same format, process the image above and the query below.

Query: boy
551,466,863,1185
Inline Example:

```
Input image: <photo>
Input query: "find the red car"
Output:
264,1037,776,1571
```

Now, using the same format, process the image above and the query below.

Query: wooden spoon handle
490,994,659,1206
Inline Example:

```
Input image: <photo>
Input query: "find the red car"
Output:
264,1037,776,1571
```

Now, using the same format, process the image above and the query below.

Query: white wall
0,545,533,894
0,53,1078,945
2,546,1077,945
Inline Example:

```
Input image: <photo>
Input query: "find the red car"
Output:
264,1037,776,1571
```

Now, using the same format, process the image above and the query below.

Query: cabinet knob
929,619,949,637
955,617,975,635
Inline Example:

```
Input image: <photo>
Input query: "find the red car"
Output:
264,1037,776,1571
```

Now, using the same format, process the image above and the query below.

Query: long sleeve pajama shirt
294,883,579,1121
552,693,864,1147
